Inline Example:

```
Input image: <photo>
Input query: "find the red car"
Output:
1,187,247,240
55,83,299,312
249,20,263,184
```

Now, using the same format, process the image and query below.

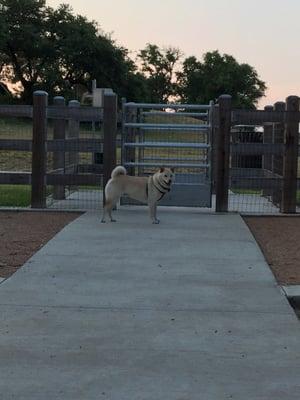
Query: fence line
0,90,117,209
0,91,299,213
214,94,300,213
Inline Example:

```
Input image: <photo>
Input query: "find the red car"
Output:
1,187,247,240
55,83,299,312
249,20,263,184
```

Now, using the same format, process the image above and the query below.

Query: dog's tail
111,166,127,179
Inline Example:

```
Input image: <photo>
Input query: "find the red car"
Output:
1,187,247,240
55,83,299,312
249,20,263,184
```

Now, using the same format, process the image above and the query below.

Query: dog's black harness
147,177,171,201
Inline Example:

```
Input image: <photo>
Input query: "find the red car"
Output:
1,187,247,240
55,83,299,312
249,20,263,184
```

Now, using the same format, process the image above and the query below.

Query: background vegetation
0,0,266,107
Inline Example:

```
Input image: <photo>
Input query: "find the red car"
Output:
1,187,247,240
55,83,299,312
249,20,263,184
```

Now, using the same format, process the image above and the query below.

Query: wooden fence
1,91,299,213
0,90,118,208
214,95,300,213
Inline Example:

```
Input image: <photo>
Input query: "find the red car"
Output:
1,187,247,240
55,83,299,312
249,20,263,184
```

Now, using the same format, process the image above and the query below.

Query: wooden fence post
263,105,274,172
281,95,300,213
67,100,80,172
126,106,137,176
215,95,232,212
31,91,48,208
271,101,285,206
262,105,274,197
103,93,117,205
273,101,286,174
53,96,66,200
211,103,219,193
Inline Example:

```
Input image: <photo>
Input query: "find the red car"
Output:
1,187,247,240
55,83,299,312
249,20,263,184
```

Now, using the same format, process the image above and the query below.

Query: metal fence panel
121,102,213,207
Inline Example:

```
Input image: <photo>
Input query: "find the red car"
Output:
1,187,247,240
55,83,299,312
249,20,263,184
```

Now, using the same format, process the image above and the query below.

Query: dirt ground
0,212,299,285
244,216,300,285
0,212,81,279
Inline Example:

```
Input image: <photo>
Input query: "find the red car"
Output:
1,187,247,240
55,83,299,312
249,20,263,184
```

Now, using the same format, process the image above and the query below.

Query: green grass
0,185,54,207
232,189,262,195
0,185,31,207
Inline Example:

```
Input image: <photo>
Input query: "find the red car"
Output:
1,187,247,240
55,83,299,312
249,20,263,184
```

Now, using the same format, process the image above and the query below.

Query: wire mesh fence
0,112,33,208
0,97,107,210
228,124,283,213
46,118,104,211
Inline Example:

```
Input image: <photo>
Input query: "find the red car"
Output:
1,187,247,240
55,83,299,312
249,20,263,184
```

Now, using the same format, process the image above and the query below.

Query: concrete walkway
0,208,299,399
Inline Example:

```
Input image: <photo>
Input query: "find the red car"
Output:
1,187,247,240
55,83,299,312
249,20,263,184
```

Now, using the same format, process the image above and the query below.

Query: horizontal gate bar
141,111,208,118
123,141,210,149
124,162,210,169
124,123,210,130
125,103,211,110
143,157,208,163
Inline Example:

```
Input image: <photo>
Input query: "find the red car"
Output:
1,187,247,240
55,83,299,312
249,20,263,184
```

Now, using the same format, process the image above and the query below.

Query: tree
176,51,266,108
137,44,182,103
0,0,142,103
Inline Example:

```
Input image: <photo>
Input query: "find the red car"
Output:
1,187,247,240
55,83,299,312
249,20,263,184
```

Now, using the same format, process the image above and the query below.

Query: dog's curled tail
111,165,127,179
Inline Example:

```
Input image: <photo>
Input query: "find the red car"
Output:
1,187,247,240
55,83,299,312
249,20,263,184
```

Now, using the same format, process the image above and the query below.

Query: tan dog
101,166,174,224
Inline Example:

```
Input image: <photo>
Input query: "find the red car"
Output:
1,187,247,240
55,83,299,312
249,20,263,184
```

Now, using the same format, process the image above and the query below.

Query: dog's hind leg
102,200,116,223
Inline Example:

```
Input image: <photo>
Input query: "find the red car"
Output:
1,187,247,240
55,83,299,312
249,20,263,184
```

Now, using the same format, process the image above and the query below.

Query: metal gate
121,102,213,207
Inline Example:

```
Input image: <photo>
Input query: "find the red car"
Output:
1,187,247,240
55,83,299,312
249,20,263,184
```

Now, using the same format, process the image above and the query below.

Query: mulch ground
0,212,299,285
0,211,81,279
244,216,300,285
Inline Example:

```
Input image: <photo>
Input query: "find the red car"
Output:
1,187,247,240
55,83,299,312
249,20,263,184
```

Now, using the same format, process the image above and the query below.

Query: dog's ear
160,167,165,173
171,168,175,173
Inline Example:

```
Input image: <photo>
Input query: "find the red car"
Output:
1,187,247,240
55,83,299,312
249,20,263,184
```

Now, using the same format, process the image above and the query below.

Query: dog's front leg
149,202,159,224
101,207,106,223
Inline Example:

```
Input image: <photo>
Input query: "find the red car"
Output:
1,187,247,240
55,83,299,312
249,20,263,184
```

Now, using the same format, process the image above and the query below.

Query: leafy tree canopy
0,0,144,102
137,44,182,103
177,51,266,108
0,1,266,107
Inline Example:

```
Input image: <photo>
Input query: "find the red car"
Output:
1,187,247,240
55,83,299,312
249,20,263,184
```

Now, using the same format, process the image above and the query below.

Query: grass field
0,185,31,207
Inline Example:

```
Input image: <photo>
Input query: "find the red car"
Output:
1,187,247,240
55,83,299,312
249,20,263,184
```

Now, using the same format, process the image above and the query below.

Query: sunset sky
47,0,300,107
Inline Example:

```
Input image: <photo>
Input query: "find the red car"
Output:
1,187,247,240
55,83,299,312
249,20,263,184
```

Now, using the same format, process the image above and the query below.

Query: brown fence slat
47,139,103,152
31,91,47,208
215,95,232,212
230,177,282,190
281,96,300,213
47,105,103,121
52,96,66,200
0,105,33,118
0,172,31,184
0,172,103,186
46,174,102,186
0,139,32,151
231,143,284,155
232,109,291,125
0,138,103,152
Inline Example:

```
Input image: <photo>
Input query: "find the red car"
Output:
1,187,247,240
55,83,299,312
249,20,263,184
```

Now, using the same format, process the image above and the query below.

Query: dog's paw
110,219,117,223
101,219,106,223
152,219,160,224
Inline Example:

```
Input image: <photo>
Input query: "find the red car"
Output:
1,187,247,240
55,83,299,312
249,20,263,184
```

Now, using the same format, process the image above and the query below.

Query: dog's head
158,167,175,186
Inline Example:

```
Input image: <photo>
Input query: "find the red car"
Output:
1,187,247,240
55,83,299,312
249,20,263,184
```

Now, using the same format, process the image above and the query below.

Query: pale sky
48,0,300,107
